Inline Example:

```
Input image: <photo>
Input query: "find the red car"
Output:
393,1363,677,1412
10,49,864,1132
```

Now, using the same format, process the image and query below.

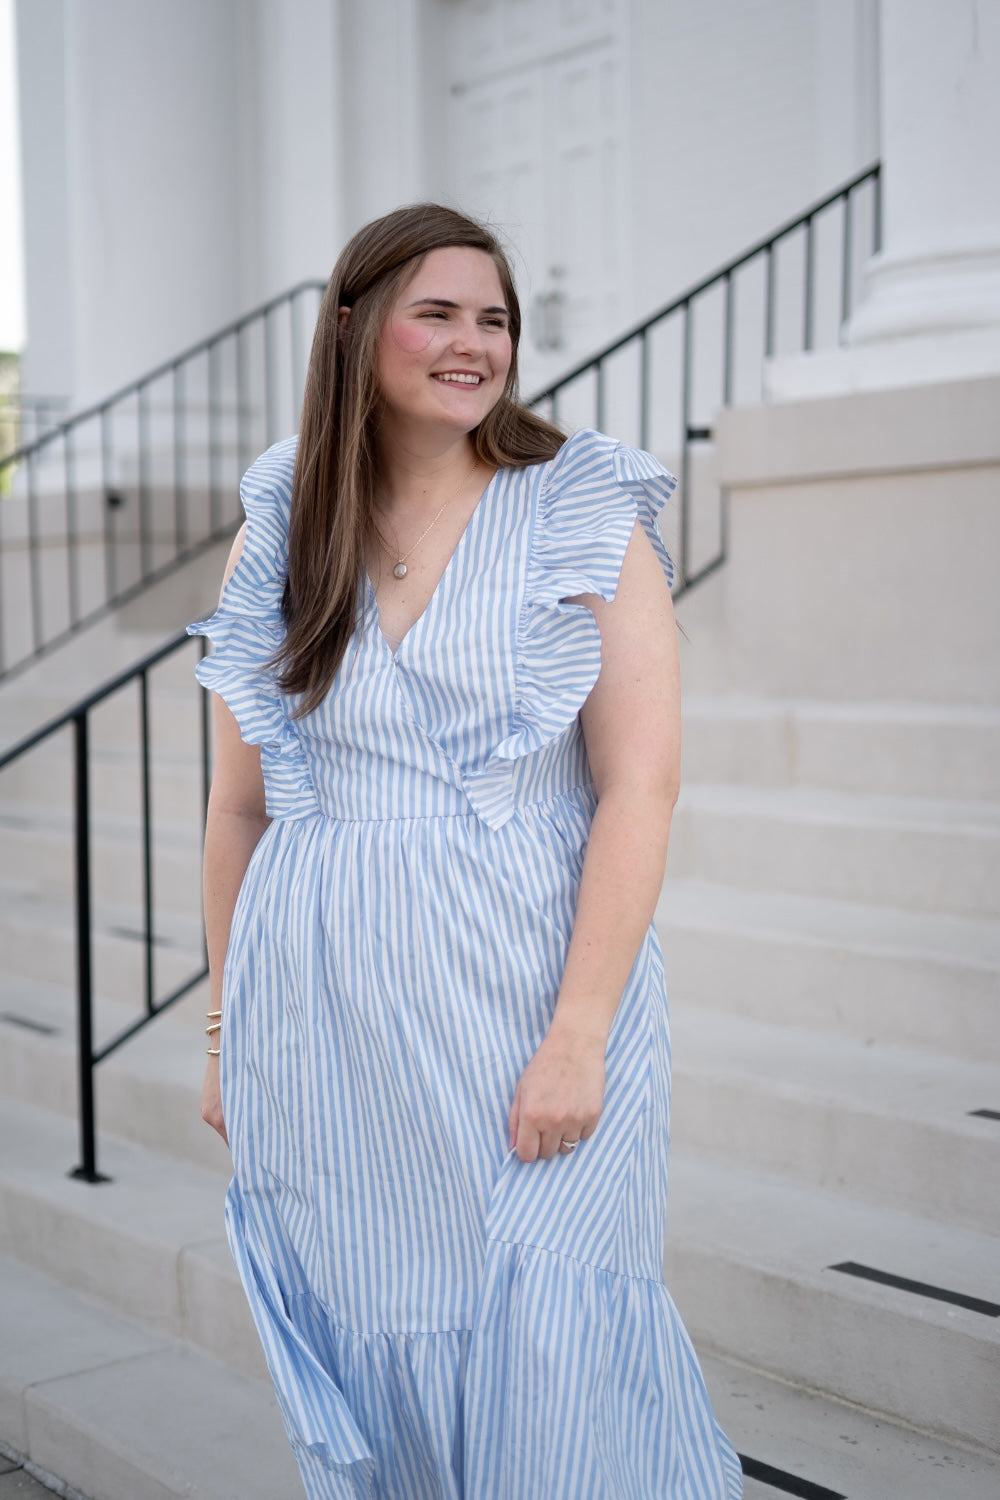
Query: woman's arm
508,521,680,1162
200,526,271,1142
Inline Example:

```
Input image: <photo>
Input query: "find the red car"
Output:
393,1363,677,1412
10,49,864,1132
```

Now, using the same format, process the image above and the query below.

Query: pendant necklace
376,459,480,581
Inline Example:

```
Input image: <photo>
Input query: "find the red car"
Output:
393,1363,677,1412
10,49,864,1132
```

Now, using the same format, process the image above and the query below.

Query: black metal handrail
528,161,881,596
0,629,211,1180
0,281,327,683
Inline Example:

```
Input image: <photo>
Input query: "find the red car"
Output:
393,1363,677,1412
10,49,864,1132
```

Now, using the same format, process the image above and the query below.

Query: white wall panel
14,0,72,398
630,0,878,321
60,0,242,406
240,0,343,306
339,0,426,233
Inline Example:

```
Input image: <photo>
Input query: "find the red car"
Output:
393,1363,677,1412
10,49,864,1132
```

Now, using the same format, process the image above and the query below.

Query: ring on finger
559,1138,579,1153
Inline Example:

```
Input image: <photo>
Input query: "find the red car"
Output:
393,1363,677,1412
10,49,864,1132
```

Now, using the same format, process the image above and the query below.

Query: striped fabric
189,428,743,1499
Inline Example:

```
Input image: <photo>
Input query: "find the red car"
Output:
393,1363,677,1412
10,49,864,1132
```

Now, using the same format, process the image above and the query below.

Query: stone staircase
2,396,1000,1497
661,694,1000,1469
660,373,1000,1493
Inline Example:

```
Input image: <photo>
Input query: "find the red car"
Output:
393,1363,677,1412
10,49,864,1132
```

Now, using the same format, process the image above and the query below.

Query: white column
847,0,1000,348
769,0,1000,398
18,0,248,409
338,0,426,232
14,0,73,401
242,0,344,303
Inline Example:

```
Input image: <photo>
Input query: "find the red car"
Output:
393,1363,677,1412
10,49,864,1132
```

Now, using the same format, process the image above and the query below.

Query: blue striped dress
190,428,743,1500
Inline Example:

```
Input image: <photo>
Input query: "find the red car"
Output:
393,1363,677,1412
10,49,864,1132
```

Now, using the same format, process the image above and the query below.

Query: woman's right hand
201,1056,229,1144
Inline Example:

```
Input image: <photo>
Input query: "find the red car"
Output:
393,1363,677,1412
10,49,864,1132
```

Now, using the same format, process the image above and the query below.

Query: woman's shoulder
241,435,299,517
229,435,299,563
528,427,676,592
538,427,675,496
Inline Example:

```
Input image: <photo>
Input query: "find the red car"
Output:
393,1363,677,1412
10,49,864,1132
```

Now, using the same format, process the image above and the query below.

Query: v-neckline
366,466,500,662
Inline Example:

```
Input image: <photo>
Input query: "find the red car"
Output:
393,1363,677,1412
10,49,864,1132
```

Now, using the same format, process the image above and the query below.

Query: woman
192,203,742,1500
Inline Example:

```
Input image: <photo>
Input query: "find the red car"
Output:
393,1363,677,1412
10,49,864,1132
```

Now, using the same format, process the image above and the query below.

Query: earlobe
338,306,351,331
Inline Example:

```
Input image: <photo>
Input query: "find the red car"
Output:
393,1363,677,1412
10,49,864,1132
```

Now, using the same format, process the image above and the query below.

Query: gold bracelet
206,1009,222,1055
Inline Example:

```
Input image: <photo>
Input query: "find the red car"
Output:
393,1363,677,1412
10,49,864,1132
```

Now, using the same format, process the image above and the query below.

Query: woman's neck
377,434,479,510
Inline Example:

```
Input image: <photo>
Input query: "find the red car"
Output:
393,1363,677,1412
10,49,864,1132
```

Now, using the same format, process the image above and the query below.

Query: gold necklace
376,460,479,581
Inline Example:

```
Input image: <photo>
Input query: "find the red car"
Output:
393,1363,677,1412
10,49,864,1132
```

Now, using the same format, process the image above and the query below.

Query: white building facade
16,0,885,409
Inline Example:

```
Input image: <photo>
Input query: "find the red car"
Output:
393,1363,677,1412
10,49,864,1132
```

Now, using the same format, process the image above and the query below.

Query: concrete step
0,490,236,690
0,652,207,764
700,1352,1000,1500
0,1447,65,1498
0,1256,301,1500
0,535,229,754
2,619,207,714
0,710,206,814
670,1004,1000,1233
0,886,203,1006
0,543,189,674
657,877,1000,1062
0,977,230,1177
1,805,204,911
682,695,1000,802
43,671,206,751
0,749,206,828
0,1099,259,1380
665,1152,1000,1452
669,784,1000,918
0,476,233,547
4,1254,997,1500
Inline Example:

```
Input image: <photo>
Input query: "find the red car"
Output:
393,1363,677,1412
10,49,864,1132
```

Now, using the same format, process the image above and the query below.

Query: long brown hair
276,203,566,713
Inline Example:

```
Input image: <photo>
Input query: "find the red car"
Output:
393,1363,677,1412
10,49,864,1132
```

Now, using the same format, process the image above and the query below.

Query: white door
440,0,630,397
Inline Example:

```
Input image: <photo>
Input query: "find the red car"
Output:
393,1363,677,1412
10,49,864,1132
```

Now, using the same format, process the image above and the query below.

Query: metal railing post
764,242,777,360
264,307,278,449
291,290,306,428
173,361,186,552
680,301,693,587
26,448,43,655
137,381,152,579
139,670,155,1015
208,337,221,534
64,427,80,629
723,270,735,406
101,404,117,601
840,189,854,338
803,215,816,352
70,710,107,1183
236,322,250,478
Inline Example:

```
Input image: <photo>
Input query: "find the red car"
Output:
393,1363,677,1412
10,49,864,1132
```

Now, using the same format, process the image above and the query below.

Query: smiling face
375,246,513,446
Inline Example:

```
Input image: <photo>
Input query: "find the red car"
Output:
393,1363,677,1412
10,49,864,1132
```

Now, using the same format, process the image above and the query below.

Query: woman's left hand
508,1024,606,1162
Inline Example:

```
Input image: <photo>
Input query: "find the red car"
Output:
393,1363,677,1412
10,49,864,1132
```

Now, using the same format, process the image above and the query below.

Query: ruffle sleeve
188,436,319,820
462,428,676,827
